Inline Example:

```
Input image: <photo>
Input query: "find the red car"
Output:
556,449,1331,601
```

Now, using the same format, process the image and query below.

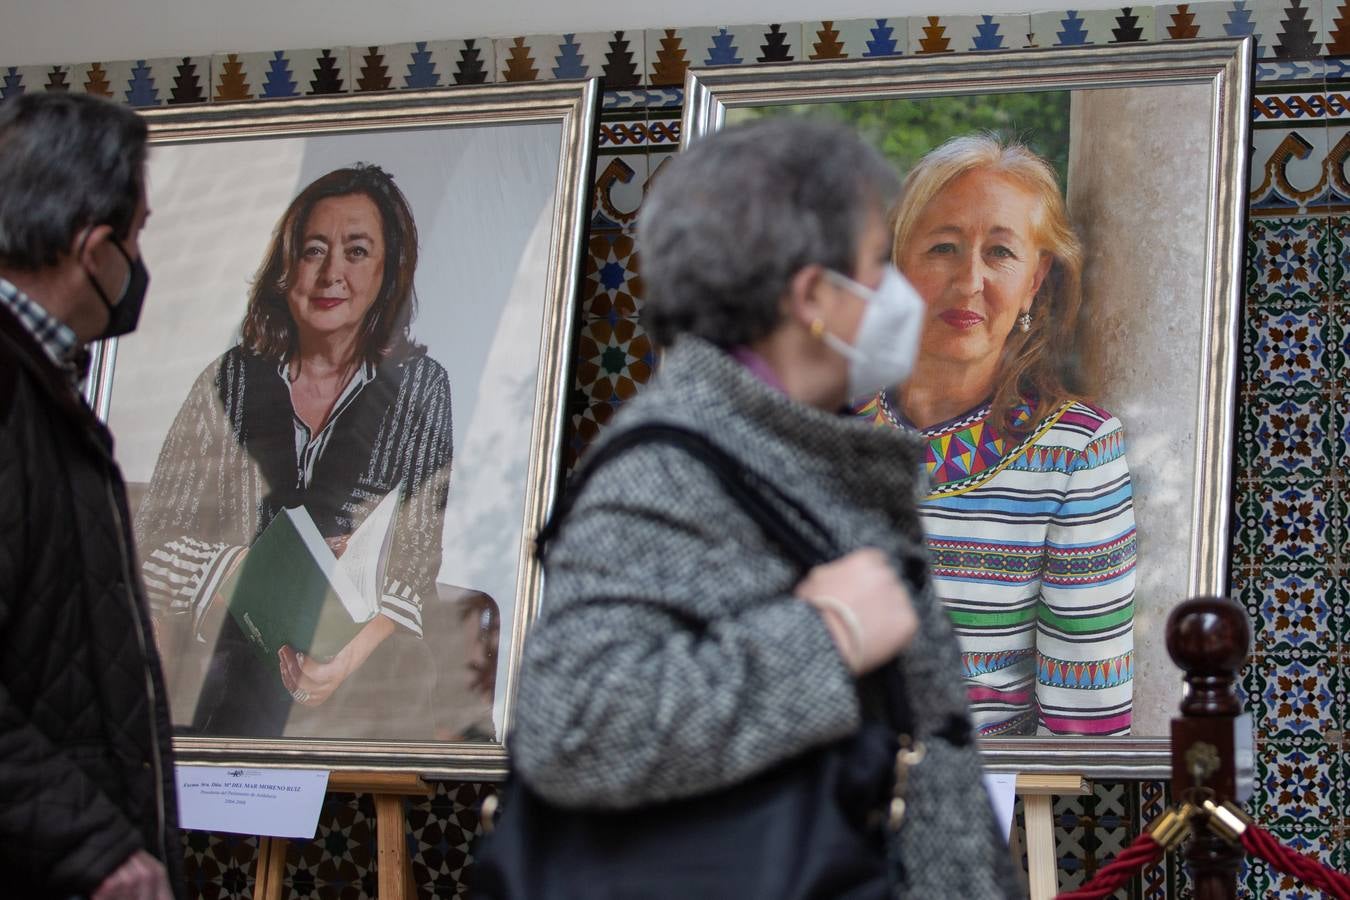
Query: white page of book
335,486,401,621
285,507,370,623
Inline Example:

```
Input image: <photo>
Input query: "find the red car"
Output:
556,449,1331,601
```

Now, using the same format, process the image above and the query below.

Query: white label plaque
983,772,1019,841
176,765,329,838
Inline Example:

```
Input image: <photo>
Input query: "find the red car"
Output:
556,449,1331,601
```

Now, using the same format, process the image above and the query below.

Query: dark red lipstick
938,309,983,329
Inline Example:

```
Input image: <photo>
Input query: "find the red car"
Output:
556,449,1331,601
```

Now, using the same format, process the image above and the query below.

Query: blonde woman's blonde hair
893,133,1087,436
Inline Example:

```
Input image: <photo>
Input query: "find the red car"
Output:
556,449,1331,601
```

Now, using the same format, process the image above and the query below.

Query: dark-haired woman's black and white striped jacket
133,344,452,642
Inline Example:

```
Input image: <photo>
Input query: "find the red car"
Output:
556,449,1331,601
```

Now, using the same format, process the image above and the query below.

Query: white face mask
819,266,925,403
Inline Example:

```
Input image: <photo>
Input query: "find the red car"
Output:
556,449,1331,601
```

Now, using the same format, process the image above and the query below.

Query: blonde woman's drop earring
810,319,826,340
1017,311,1032,333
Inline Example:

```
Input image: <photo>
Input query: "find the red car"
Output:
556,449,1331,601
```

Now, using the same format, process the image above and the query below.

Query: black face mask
85,238,150,339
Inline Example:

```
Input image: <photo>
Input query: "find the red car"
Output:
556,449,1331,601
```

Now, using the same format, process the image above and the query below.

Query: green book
222,487,400,662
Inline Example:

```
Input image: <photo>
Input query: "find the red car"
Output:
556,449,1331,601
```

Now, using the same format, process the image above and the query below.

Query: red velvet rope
1240,823,1350,900
1051,814,1350,900
1053,831,1165,900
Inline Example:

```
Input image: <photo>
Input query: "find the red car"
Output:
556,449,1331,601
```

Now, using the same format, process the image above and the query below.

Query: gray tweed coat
511,336,1016,896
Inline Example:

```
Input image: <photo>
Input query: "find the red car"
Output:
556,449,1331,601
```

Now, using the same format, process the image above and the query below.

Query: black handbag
471,423,917,900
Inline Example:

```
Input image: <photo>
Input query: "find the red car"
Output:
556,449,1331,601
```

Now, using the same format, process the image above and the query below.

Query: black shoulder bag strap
538,422,832,567
535,421,912,734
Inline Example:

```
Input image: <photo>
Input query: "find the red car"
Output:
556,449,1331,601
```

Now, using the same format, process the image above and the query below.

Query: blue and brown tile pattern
1028,8,1156,48
799,20,909,59
908,14,1031,52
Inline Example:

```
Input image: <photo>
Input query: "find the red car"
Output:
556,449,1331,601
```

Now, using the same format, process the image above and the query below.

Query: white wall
5,0,1140,67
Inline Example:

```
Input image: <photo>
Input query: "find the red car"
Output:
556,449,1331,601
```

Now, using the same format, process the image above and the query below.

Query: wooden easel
253,771,435,900
1013,772,1091,900
246,769,1086,897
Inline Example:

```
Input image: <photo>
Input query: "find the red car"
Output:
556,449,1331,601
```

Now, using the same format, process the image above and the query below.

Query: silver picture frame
683,38,1252,778
88,79,598,778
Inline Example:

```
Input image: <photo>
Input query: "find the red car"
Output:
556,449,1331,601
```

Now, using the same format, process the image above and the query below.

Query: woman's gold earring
1017,311,1032,333
810,319,826,340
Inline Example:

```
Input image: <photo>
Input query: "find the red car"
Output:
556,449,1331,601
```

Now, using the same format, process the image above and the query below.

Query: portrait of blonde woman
857,133,1136,737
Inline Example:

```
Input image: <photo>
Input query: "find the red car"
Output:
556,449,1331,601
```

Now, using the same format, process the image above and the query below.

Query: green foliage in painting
731,91,1072,186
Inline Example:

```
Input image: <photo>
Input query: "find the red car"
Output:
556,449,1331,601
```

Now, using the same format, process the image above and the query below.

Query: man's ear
71,224,115,272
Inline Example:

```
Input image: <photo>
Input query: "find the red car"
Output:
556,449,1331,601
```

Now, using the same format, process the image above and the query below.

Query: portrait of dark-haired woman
135,163,453,739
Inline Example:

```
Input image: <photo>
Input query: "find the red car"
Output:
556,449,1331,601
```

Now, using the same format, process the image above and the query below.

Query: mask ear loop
108,238,134,299
77,226,118,314
78,224,134,305
808,267,850,343
820,268,875,302
812,271,869,363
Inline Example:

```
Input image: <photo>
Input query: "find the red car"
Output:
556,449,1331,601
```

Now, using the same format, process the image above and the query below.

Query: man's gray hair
639,117,899,348
0,93,148,271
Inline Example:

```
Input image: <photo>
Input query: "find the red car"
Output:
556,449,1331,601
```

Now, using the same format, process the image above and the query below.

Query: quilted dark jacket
0,306,184,899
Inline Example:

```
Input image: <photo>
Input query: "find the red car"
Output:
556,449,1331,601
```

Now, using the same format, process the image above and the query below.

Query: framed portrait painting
683,38,1251,777
88,80,598,777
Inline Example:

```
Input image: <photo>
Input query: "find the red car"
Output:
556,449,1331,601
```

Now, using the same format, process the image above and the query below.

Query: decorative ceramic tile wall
1236,0,1349,881
800,19,909,58
1028,8,1155,47
199,49,352,100
1156,2,1247,39
351,41,497,89
6,0,1350,895
908,14,1032,52
493,32,645,84
63,59,215,105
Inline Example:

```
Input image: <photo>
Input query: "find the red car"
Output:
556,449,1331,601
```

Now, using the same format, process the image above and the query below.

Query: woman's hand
278,644,352,706
278,614,396,706
795,547,919,674
277,536,351,705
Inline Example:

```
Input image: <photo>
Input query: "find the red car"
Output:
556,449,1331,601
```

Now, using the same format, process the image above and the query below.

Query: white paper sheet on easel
983,772,1018,841
176,766,329,838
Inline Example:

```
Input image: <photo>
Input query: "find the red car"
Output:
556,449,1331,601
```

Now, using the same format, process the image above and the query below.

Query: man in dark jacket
0,92,182,899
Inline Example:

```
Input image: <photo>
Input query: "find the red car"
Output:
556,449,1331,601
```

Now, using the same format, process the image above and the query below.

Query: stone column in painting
1063,83,1216,736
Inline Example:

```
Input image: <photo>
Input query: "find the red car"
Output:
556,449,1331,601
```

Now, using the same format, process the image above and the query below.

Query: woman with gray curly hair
506,117,1015,898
